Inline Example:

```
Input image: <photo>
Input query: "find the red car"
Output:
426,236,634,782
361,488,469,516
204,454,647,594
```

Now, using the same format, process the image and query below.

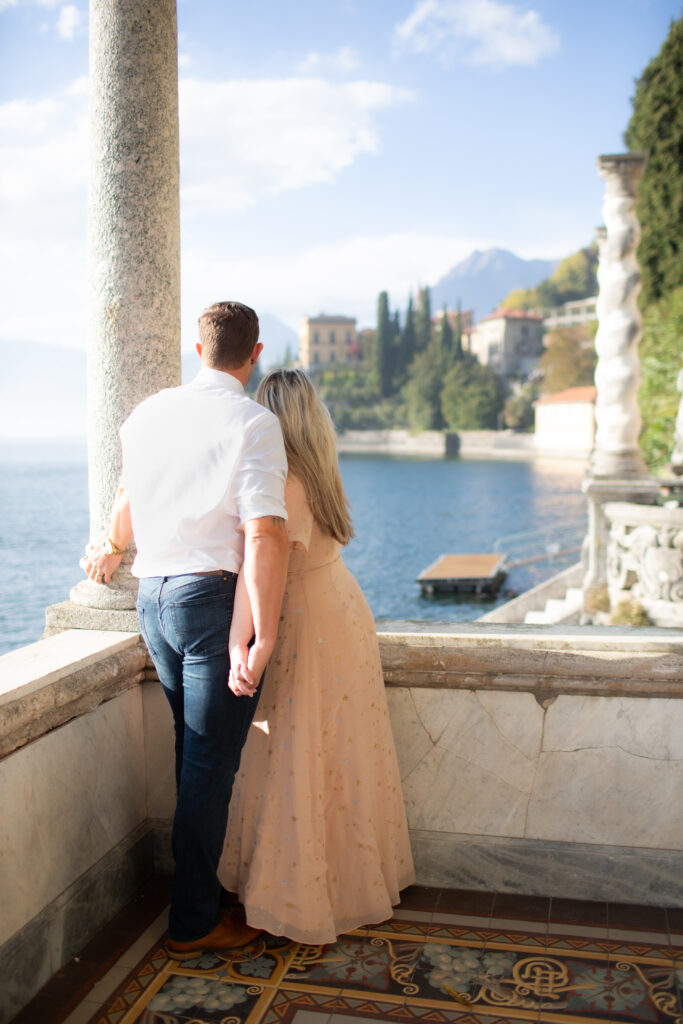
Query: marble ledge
377,621,683,699
0,630,148,758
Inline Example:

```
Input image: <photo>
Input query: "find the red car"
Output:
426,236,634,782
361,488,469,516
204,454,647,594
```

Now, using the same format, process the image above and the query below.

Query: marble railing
2,621,683,1018
605,501,683,627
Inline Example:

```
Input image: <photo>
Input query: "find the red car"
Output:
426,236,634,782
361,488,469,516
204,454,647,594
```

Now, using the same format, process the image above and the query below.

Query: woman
218,369,414,944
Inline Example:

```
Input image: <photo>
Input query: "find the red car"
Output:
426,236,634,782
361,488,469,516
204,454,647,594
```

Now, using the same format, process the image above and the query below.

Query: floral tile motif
137,978,266,1023
89,918,683,1024
407,942,683,1023
285,936,422,996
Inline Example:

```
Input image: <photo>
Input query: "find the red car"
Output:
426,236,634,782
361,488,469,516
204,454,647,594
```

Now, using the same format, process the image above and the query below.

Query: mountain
258,313,299,368
0,311,299,441
430,248,559,320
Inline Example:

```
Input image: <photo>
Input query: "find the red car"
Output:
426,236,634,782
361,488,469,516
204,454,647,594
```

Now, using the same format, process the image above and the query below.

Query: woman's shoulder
285,474,315,550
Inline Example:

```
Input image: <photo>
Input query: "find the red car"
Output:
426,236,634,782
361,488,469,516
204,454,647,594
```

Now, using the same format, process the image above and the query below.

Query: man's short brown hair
198,301,260,369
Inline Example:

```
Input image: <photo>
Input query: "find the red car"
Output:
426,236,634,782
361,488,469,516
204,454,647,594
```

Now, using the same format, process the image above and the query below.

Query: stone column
589,152,649,479
581,151,659,602
47,0,180,632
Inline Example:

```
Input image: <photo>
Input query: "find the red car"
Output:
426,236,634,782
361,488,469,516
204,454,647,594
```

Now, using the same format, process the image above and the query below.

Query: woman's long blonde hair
256,369,354,545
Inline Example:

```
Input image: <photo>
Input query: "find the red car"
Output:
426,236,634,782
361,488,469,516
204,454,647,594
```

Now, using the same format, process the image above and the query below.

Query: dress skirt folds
218,476,414,944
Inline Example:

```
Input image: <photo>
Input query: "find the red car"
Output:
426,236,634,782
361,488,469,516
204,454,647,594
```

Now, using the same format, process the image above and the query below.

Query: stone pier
47,0,181,633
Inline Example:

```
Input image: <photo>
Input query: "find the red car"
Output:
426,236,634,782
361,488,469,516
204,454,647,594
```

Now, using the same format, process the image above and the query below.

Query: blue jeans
137,573,261,941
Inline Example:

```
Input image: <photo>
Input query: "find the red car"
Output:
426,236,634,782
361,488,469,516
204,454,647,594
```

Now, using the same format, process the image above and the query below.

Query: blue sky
0,0,680,351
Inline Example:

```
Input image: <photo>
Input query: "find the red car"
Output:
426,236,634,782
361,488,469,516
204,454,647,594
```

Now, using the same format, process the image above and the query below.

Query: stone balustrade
604,501,683,626
2,622,683,1018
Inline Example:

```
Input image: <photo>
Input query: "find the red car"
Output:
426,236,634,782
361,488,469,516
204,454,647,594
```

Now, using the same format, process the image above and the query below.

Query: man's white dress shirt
120,367,287,578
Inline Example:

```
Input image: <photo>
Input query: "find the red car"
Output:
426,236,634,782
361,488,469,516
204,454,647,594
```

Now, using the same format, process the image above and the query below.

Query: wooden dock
417,553,507,598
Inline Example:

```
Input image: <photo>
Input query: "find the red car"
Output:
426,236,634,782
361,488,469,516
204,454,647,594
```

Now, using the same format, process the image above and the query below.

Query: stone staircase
523,585,584,625
479,562,584,625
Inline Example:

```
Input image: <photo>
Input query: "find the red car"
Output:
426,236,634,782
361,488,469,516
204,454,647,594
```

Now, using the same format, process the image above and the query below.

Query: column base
44,600,140,637
588,448,649,479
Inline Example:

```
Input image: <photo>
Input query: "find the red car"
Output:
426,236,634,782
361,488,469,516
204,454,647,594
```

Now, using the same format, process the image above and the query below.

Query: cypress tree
374,291,394,398
399,295,416,380
415,286,432,352
624,15,683,306
454,301,463,359
437,306,454,365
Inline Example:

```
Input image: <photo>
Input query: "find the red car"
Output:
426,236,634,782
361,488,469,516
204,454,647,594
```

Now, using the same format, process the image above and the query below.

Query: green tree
503,387,536,430
625,15,683,307
402,347,444,430
538,324,597,394
551,246,598,301
373,291,394,398
415,286,432,352
436,306,454,364
441,353,506,430
499,245,598,312
454,302,463,359
396,295,416,385
638,286,683,473
500,286,537,311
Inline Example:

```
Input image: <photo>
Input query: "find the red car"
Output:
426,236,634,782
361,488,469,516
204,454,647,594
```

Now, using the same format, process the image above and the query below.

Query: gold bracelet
103,536,126,556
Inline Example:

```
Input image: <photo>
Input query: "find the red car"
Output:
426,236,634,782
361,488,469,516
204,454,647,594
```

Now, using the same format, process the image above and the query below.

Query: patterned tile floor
20,884,683,1024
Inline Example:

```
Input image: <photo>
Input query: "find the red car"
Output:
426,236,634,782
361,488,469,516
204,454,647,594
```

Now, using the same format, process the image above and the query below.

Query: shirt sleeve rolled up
235,411,288,526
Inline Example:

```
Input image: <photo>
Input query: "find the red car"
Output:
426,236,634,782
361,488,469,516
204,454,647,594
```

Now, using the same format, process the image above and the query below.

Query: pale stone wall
0,631,174,1019
379,621,683,903
535,400,595,455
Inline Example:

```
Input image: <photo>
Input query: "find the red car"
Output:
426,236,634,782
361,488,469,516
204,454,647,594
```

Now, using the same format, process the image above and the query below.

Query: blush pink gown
218,475,415,943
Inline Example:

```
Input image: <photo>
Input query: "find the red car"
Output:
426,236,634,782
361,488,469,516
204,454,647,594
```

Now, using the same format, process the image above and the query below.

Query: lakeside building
544,296,598,331
299,314,357,368
468,308,544,380
534,384,597,456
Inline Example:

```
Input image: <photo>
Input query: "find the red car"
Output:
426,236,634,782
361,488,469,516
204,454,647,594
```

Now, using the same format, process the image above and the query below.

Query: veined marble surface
387,688,683,852
0,687,146,944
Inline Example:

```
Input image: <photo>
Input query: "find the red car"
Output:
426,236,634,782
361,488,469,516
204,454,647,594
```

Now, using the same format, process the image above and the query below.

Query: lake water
0,440,587,656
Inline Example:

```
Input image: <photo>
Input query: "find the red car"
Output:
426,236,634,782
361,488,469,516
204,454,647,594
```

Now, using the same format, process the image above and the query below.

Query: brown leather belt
193,569,235,576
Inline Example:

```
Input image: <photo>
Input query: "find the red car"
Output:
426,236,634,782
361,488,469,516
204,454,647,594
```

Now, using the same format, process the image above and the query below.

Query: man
85,301,289,957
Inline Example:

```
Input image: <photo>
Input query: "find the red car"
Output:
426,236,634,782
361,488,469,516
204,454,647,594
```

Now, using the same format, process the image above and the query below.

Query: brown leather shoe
166,913,262,959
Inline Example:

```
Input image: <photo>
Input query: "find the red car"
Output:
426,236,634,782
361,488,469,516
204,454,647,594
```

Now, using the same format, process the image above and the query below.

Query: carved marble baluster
589,152,649,479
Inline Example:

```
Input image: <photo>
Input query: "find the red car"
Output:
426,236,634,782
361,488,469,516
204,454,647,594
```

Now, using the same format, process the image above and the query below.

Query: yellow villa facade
299,314,357,368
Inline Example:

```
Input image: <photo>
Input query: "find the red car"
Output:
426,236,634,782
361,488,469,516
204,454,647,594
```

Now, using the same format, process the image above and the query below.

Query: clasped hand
228,640,268,698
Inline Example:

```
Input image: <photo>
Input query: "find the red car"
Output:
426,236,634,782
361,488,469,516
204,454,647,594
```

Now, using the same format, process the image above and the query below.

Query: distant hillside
430,248,558,319
258,313,299,367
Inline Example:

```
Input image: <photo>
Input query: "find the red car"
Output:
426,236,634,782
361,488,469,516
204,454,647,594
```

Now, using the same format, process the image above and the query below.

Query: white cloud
297,46,360,75
56,3,81,40
179,76,413,213
0,73,415,348
181,232,482,341
0,90,87,205
394,0,559,69
0,0,18,11
178,53,191,69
